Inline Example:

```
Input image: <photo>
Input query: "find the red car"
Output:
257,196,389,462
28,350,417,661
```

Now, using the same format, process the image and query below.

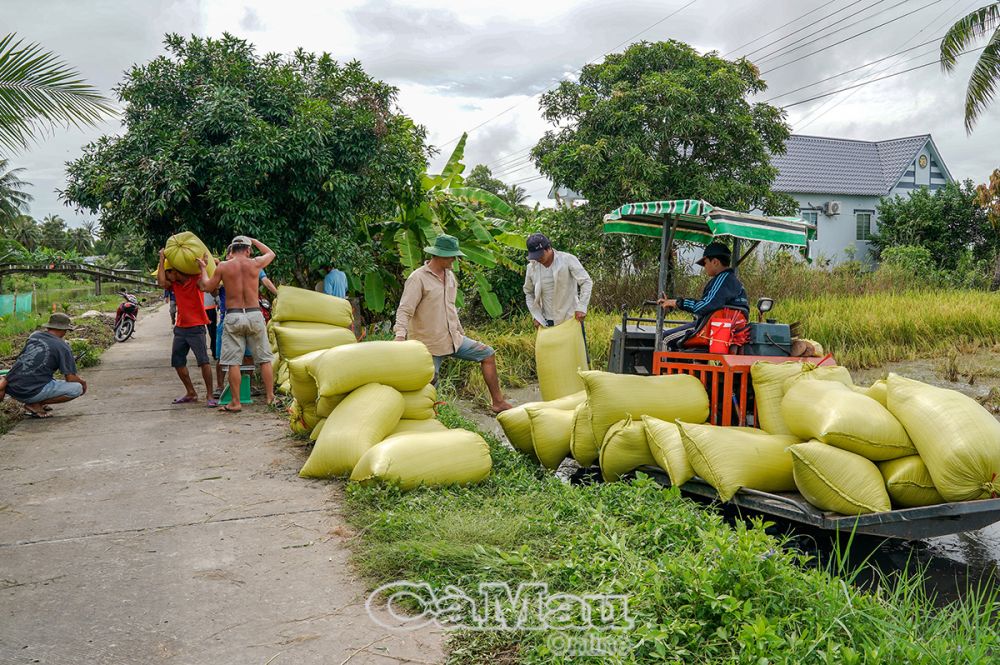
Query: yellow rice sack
600,417,655,482
351,430,492,490
780,363,854,392
315,394,345,419
752,362,851,435
287,350,325,405
678,422,797,501
569,403,598,467
384,418,449,439
781,381,915,461
496,391,586,454
852,379,887,406
288,399,310,435
789,441,891,515
164,231,215,276
299,384,404,478
887,373,1000,501
879,455,945,508
301,402,320,429
312,340,434,397
401,385,437,420
272,324,357,360
535,319,589,401
642,416,694,488
277,380,291,396
581,371,709,448
272,285,353,327
526,406,575,470
310,418,326,441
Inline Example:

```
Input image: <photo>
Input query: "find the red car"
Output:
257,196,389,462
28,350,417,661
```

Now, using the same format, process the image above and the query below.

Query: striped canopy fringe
602,200,815,248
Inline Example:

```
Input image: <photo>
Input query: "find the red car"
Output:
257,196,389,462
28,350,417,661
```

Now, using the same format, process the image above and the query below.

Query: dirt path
0,306,444,664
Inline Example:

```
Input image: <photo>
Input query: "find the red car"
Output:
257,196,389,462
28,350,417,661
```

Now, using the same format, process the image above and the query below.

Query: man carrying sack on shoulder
198,235,277,412
394,234,513,414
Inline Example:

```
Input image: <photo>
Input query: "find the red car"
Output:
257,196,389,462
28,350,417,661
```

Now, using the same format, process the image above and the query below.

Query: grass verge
345,401,1000,664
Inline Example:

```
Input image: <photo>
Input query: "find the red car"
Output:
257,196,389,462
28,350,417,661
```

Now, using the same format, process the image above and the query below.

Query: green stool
220,372,253,405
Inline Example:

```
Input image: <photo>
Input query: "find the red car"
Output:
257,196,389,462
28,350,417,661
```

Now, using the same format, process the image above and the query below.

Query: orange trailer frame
652,351,836,427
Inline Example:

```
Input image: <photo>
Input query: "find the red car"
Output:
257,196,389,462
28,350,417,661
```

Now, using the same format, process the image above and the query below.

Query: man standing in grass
523,232,593,328
157,250,215,406
0,313,87,418
198,235,277,412
394,234,512,414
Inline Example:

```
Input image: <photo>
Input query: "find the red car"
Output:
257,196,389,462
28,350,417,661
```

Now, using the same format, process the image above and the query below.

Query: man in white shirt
522,233,593,328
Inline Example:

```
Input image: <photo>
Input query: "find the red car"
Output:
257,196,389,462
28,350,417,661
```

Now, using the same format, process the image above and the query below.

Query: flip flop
217,404,241,414
206,399,219,408
24,409,51,419
172,396,197,404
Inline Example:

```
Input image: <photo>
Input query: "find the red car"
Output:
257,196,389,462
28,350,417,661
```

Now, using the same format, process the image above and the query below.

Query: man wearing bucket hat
657,241,749,350
0,313,87,418
394,234,513,413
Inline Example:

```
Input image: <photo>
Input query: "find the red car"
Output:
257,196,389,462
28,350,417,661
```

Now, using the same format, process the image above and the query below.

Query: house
770,134,954,264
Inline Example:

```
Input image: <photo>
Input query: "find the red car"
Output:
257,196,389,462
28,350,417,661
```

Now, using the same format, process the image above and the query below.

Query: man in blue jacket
658,242,749,350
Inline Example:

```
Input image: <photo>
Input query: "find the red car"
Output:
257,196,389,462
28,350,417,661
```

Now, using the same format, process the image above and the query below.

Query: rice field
448,290,1000,402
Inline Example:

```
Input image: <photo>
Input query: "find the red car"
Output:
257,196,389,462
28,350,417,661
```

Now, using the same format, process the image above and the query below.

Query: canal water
1,285,135,316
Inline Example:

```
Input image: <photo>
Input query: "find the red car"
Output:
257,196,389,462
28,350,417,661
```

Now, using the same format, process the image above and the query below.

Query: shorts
172,325,211,368
432,336,495,373
21,379,84,404
220,310,274,367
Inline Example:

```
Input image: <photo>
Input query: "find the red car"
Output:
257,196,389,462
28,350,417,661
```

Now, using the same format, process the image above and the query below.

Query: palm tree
502,184,529,207
0,33,115,152
0,157,32,222
5,213,40,251
68,226,93,254
941,3,1000,132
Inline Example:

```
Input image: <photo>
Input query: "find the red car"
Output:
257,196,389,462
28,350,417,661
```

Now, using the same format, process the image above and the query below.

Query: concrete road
0,306,444,664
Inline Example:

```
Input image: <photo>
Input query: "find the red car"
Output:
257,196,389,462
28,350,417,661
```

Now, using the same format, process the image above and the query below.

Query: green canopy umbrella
602,199,816,340
603,199,815,247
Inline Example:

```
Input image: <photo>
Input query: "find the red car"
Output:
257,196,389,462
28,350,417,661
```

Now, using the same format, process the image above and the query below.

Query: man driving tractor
657,241,749,350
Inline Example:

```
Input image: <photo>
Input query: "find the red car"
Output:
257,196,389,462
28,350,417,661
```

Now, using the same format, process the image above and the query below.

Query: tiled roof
771,134,931,196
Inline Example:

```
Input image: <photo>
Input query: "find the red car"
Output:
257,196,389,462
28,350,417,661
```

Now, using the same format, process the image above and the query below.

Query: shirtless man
197,235,276,412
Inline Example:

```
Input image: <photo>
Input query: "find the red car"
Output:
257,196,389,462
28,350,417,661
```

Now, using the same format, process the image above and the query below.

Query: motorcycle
114,290,141,342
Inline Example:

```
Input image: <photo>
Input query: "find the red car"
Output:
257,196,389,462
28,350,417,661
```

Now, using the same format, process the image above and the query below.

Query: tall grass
445,290,1000,403
346,403,1000,663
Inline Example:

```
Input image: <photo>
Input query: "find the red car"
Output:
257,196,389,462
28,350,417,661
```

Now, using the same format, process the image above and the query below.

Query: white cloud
3,0,998,224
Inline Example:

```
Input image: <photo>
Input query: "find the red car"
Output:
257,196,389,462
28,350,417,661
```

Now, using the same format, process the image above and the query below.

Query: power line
779,46,985,109
723,0,836,57
794,0,976,128
435,0,702,149
763,35,943,102
761,0,947,74
744,0,885,61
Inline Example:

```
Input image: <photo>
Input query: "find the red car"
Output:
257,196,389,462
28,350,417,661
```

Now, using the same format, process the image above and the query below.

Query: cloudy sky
5,0,999,229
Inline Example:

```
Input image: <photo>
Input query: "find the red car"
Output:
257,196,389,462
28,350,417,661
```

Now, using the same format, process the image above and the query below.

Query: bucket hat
424,234,466,258
43,312,75,331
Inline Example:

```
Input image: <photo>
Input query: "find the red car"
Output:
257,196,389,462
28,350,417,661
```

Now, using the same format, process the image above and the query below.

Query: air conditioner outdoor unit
823,201,841,216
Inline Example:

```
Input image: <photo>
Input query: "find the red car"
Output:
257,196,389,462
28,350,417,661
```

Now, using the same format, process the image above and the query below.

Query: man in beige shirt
394,234,513,413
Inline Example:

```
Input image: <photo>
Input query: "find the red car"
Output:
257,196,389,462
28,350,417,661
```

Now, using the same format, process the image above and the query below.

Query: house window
856,211,874,241
800,210,819,239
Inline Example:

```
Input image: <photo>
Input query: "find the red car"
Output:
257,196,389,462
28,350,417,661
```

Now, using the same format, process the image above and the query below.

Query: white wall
790,193,883,265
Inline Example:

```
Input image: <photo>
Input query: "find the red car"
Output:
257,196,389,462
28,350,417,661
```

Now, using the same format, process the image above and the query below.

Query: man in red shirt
157,250,215,406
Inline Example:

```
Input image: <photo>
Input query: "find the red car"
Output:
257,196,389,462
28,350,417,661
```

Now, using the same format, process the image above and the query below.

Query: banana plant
364,132,526,317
